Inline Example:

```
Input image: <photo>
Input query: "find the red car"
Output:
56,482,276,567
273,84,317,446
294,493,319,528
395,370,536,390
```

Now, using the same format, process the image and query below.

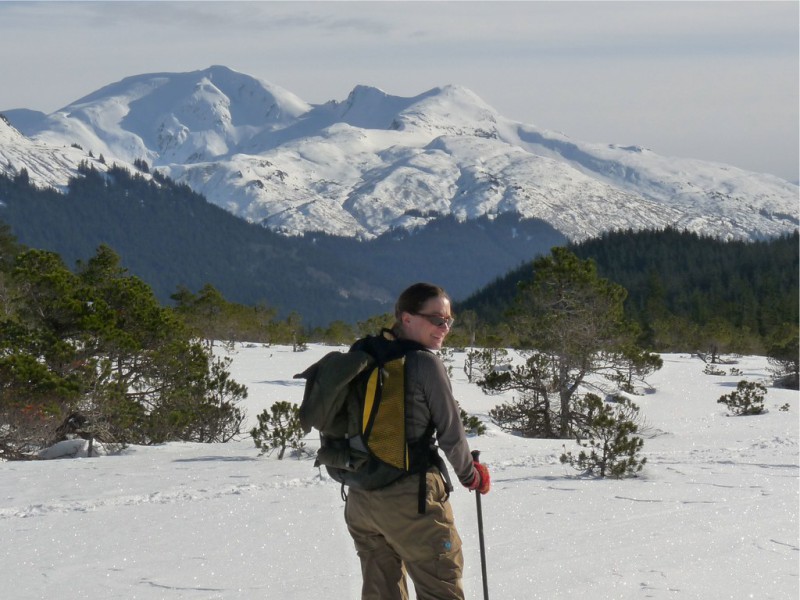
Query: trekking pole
471,450,489,600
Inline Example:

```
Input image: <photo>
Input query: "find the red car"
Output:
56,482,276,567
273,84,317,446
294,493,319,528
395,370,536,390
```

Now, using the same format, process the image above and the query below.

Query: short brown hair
394,282,450,323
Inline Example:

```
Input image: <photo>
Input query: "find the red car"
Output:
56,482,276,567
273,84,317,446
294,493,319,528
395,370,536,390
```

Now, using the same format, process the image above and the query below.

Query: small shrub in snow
468,347,512,387
560,393,646,478
251,401,305,459
717,380,766,416
460,408,486,436
437,347,454,377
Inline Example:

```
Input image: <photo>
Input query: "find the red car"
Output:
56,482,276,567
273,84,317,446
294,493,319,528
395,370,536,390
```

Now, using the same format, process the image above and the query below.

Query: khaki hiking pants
344,469,465,600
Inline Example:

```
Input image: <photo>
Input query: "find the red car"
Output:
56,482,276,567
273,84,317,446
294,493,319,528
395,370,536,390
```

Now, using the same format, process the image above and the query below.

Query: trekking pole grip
471,449,480,463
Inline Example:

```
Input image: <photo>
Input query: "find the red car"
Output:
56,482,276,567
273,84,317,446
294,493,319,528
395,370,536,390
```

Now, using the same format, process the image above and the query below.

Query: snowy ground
1,344,797,599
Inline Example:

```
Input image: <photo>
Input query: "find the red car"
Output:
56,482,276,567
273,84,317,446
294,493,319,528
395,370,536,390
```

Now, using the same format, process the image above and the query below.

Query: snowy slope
0,345,796,599
0,115,110,192
2,66,797,241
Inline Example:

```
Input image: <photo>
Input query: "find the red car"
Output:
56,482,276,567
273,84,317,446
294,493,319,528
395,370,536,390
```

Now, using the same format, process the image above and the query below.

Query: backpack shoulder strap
351,329,427,364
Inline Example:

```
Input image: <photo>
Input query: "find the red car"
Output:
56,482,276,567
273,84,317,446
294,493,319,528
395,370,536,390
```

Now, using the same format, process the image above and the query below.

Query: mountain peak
323,84,419,130
1,66,797,243
347,84,389,99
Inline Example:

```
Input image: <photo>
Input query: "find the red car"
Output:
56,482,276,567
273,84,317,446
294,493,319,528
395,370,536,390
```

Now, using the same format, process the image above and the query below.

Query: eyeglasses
412,313,455,328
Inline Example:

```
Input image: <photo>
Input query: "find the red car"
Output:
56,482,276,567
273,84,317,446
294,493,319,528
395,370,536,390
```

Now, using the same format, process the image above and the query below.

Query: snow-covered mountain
0,113,93,190
2,65,797,241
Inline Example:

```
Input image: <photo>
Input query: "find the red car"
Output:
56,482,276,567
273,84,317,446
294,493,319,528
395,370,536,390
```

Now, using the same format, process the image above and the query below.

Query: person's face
401,296,453,350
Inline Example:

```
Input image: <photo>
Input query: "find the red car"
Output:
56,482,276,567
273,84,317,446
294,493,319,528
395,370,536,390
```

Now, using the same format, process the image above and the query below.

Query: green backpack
295,331,440,495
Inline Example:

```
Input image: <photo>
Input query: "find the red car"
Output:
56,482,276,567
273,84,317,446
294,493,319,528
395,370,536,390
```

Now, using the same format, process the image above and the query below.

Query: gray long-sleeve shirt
403,350,476,487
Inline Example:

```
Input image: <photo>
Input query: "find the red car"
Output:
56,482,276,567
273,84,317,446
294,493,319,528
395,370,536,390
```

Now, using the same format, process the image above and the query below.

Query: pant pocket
435,543,464,582
427,470,450,505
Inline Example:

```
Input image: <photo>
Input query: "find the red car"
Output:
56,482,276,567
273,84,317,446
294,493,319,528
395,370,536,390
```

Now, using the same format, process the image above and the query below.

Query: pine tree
490,247,658,438
560,393,647,478
0,244,247,457
250,401,305,459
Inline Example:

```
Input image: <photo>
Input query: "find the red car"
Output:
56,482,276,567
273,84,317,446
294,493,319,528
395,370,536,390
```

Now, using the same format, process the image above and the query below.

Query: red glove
467,460,491,495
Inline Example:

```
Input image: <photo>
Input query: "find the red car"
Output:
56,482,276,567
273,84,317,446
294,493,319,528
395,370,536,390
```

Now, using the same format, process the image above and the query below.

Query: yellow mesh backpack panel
363,356,407,470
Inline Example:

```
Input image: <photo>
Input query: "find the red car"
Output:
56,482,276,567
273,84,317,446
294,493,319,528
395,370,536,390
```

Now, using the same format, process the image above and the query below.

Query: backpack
295,331,444,499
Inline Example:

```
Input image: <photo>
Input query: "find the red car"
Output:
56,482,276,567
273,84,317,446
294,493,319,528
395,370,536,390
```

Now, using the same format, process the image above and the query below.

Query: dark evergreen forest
457,228,799,353
0,165,564,326
1,164,385,325
2,163,796,352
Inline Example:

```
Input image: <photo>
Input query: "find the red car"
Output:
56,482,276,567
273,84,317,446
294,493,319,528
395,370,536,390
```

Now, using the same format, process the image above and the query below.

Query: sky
0,0,798,183
1,345,797,598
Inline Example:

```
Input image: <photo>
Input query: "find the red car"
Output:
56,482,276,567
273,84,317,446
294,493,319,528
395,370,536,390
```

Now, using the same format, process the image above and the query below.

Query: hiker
344,282,491,600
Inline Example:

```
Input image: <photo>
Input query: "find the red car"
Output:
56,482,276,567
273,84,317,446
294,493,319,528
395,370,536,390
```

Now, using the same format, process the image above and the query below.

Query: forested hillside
2,161,796,355
0,164,386,325
457,228,799,353
0,165,563,325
